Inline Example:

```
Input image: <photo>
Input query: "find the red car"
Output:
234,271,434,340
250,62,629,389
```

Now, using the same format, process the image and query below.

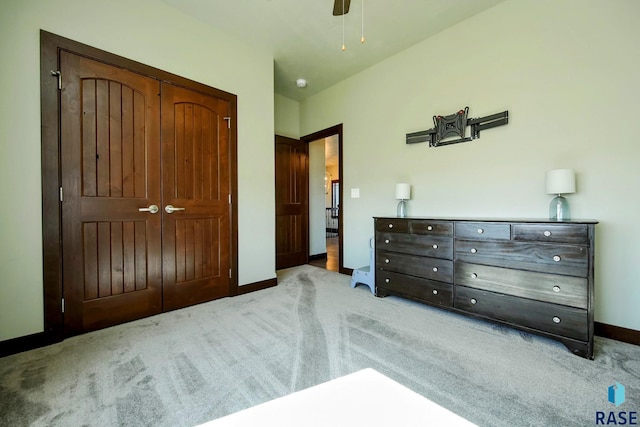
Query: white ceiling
160,0,506,101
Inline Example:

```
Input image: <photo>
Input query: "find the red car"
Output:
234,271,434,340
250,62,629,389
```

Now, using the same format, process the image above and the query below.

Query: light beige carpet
1,265,639,426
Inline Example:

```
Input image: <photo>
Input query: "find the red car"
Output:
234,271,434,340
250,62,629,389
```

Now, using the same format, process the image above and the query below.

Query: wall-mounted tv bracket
406,107,509,147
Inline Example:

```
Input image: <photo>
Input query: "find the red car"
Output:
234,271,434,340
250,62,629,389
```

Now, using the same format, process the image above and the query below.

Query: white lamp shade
546,169,576,195
395,183,411,200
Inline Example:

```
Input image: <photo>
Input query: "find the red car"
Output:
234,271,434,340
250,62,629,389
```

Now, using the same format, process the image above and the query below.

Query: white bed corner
198,368,477,426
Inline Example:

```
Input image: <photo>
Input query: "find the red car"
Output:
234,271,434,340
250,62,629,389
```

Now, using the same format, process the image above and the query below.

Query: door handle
165,205,185,214
138,204,159,214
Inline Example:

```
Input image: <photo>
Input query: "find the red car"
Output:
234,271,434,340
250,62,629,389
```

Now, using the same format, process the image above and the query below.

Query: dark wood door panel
174,218,222,282
82,221,153,299
82,286,161,331
276,203,307,216
275,135,308,270
161,83,231,311
60,51,162,336
79,78,148,199
163,207,230,310
276,214,305,267
171,102,222,201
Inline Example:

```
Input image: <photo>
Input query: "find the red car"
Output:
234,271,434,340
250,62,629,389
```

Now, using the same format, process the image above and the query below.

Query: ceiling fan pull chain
342,0,346,51
361,0,365,43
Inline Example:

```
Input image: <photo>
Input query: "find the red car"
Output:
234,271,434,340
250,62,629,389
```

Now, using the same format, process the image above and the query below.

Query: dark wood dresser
374,217,598,359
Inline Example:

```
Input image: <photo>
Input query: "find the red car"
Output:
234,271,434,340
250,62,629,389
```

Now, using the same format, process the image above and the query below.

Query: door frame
301,124,346,275
40,30,238,341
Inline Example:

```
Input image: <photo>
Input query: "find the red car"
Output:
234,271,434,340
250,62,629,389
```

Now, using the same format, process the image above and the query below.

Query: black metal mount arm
406,108,509,147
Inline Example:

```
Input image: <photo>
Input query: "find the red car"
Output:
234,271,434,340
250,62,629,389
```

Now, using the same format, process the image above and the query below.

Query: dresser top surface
374,217,599,225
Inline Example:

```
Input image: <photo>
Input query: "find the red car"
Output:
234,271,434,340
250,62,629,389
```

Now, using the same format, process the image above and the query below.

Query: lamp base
397,200,408,218
549,195,570,221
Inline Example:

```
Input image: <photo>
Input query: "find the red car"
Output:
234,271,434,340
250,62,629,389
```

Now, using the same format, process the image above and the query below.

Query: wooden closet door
161,83,231,310
275,135,309,269
60,51,162,335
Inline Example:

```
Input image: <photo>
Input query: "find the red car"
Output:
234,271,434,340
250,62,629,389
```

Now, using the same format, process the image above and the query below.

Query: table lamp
395,183,411,218
546,169,575,221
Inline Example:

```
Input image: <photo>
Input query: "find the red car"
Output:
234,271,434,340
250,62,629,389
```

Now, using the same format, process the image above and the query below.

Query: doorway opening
303,125,343,274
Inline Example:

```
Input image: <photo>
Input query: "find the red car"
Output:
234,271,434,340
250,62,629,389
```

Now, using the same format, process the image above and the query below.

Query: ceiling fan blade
333,0,351,16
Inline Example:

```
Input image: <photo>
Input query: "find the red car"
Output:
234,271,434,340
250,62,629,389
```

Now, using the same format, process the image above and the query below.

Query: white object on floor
198,368,477,427
350,237,375,294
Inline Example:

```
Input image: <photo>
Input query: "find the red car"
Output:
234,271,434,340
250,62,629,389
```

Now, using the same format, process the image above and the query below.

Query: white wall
274,94,300,139
309,140,327,256
299,0,640,331
0,0,275,341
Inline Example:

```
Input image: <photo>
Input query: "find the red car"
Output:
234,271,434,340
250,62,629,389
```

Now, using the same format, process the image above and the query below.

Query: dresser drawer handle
470,248,477,254
432,244,438,249
470,298,477,305
384,258,390,263
427,225,433,231
544,230,552,237
470,273,478,279
385,278,390,283
432,289,438,295
477,228,484,234
552,285,561,293
552,316,561,324
432,267,438,272
385,239,390,244
553,255,561,262
388,224,393,229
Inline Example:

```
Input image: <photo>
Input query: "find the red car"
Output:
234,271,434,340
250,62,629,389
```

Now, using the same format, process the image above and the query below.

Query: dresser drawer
377,250,453,282
376,271,452,307
376,233,453,259
455,240,588,277
376,218,409,233
454,261,587,309
408,220,453,237
513,224,589,245
455,222,510,240
454,287,588,341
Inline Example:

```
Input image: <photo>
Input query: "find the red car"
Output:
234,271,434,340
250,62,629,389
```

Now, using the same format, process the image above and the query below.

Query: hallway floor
308,236,338,272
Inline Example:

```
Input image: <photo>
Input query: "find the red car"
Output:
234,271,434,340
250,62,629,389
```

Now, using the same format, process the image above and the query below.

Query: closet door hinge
50,70,62,90
229,268,232,279
223,117,231,129
59,187,64,202
228,193,232,204
61,298,65,313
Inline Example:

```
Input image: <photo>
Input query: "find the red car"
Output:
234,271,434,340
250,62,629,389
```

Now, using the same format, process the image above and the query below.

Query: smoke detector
296,78,307,88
